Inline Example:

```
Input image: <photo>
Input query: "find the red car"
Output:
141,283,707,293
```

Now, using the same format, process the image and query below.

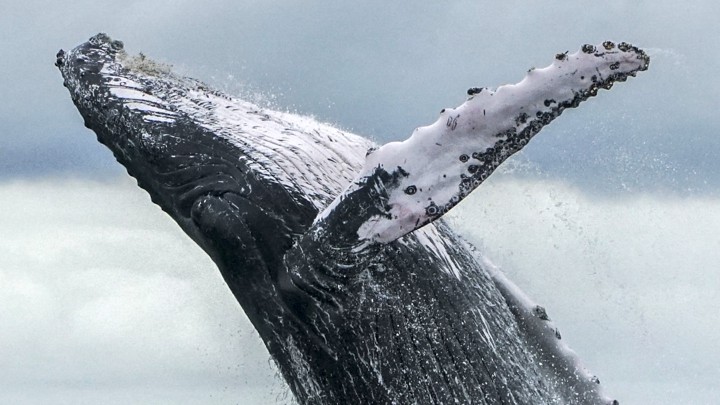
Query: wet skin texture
57,34,646,404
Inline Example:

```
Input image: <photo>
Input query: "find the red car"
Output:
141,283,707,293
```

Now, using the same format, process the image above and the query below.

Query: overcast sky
1,1,719,404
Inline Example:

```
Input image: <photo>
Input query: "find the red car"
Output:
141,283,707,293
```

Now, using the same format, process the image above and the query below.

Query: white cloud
0,177,287,404
1,1,718,403
2,174,719,404
448,173,720,404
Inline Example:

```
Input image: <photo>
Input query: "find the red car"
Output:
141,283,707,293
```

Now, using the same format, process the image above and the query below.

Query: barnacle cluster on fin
313,41,650,249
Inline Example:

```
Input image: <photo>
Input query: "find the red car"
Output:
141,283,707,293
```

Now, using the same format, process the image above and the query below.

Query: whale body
57,34,648,404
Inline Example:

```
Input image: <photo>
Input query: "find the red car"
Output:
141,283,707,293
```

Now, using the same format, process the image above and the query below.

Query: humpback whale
56,34,648,404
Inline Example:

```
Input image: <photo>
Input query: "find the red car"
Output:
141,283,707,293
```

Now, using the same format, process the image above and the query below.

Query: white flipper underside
314,42,649,247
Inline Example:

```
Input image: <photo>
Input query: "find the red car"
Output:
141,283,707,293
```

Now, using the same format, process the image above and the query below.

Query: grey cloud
1,1,719,194
1,2,719,403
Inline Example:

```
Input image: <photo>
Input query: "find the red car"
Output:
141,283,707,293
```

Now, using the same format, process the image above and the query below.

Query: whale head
56,33,374,275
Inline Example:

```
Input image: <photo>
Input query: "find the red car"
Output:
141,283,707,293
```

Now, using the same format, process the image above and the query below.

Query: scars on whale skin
57,34,647,405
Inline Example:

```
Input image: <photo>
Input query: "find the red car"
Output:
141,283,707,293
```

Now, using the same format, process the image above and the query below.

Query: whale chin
57,33,647,404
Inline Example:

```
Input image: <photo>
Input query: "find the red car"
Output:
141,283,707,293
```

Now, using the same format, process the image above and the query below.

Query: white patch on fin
314,42,649,247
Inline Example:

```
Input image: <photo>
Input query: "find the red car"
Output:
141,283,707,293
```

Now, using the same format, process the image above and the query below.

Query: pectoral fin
313,42,649,248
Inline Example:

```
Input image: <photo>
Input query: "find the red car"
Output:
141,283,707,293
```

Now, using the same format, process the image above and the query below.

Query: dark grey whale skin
56,34,622,405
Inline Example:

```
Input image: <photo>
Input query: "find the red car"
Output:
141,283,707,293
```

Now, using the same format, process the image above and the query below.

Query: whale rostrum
57,34,648,404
